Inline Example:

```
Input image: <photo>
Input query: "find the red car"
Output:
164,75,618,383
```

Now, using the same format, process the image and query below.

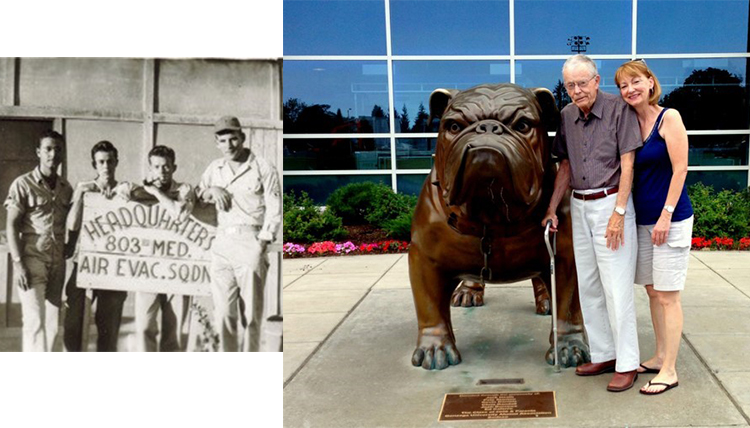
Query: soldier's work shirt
4,167,73,262
197,152,281,242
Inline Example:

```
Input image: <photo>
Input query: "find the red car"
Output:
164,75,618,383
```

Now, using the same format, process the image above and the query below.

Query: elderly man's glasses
565,76,597,91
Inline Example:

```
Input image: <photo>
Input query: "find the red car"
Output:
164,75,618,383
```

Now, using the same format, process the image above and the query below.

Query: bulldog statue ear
429,88,460,125
532,88,560,131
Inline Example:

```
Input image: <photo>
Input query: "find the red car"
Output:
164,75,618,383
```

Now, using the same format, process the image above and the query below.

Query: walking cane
544,220,560,373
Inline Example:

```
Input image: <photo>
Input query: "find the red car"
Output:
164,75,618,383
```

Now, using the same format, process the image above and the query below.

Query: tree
661,67,748,130
412,102,429,132
371,104,385,118
335,108,345,127
399,104,411,132
553,80,571,112
296,104,335,134
283,98,307,133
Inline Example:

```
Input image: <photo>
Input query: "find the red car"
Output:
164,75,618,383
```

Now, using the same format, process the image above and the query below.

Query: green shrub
284,190,347,243
382,210,414,240
327,182,417,226
326,182,388,225
325,181,417,240
689,183,750,239
364,190,417,229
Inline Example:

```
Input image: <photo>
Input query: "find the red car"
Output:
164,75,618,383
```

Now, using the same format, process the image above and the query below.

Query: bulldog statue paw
532,277,551,316
411,327,462,370
451,280,485,307
545,332,589,368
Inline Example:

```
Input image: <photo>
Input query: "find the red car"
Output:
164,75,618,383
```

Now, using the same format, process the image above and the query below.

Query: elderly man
5,130,73,352
197,116,281,352
542,54,642,392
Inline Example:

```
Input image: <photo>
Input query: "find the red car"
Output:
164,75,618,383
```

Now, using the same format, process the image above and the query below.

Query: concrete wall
0,57,283,322
65,120,144,187
18,58,145,111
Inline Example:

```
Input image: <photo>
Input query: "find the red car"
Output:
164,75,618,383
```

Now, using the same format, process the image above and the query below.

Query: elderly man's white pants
570,192,639,373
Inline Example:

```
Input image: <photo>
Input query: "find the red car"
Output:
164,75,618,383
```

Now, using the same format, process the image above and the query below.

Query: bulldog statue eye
514,120,531,133
448,121,463,134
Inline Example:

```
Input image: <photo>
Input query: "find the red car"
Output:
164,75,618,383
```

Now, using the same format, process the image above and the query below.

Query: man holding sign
133,145,195,352
198,116,281,352
64,140,133,352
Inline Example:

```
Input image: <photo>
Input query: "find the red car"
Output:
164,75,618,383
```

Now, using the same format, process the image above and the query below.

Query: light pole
568,36,591,54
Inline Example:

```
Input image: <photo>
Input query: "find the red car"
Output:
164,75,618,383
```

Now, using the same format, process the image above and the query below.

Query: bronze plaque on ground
438,391,557,421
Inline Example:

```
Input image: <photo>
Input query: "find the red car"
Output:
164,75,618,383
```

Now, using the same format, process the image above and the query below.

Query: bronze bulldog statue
409,83,589,370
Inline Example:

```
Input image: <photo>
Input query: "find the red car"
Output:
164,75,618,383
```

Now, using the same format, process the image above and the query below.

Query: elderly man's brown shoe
575,359,616,376
607,370,638,392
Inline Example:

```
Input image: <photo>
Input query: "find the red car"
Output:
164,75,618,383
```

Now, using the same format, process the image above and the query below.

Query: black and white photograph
0,57,283,353
0,2,283,427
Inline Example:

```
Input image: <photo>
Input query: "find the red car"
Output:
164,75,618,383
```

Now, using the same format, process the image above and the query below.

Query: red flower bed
284,240,410,258
692,236,750,251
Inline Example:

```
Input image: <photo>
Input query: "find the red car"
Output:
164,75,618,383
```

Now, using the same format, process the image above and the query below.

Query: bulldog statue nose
476,120,502,135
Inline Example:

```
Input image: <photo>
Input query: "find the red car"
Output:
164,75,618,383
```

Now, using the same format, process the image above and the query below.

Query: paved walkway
284,251,750,427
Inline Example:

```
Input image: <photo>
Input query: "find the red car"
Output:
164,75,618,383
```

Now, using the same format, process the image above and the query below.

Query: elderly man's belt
572,186,619,201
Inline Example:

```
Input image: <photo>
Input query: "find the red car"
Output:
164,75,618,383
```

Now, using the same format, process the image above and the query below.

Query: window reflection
638,0,749,54
647,59,749,130
688,135,748,167
686,171,748,192
397,174,429,196
515,0,631,55
282,1,750,195
396,139,436,169
284,138,391,170
393,61,511,133
284,175,393,205
390,0,510,55
284,61,390,134
283,0,386,55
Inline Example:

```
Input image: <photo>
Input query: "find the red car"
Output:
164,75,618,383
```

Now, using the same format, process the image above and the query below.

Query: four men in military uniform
4,117,280,352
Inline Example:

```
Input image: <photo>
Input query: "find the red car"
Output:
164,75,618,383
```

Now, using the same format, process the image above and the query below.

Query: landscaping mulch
341,224,393,245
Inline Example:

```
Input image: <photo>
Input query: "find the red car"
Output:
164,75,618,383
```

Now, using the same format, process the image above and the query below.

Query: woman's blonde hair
614,60,662,105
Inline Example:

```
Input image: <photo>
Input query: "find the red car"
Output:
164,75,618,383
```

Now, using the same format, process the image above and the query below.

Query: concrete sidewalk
283,252,750,427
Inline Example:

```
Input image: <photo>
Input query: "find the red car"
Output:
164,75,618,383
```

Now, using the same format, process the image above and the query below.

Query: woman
614,60,694,395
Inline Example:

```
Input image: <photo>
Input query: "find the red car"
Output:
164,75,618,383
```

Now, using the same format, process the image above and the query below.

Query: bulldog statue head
430,84,559,233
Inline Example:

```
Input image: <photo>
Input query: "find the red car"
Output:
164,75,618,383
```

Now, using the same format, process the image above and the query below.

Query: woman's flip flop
640,380,679,395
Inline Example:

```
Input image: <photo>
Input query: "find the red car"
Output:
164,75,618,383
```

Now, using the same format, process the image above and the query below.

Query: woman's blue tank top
632,108,693,225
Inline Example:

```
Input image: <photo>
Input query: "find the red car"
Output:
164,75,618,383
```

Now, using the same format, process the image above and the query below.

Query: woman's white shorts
634,216,693,291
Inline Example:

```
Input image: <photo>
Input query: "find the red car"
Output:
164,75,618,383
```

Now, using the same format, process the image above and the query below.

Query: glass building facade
284,0,750,203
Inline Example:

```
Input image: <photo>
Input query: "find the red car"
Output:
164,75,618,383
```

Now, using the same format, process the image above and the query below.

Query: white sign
77,193,216,295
